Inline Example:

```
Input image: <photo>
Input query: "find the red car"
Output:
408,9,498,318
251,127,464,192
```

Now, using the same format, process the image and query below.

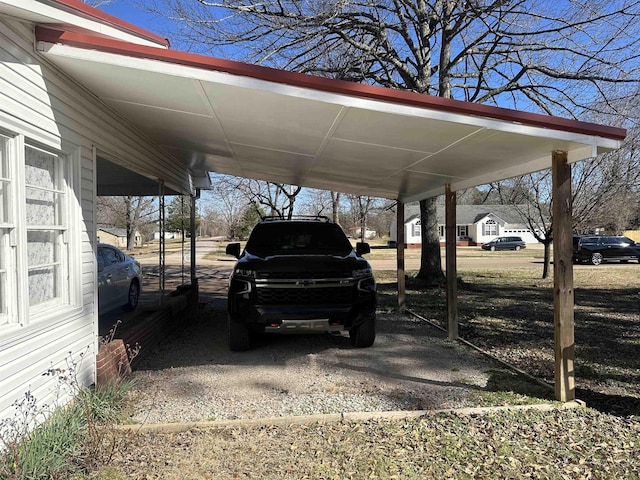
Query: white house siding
389,216,422,244
0,18,191,422
406,218,421,244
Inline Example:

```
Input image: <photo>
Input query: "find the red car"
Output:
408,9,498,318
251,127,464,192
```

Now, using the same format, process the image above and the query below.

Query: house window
1,134,76,327
412,220,420,237
25,145,68,310
0,135,11,323
439,225,445,238
483,219,497,236
457,225,468,238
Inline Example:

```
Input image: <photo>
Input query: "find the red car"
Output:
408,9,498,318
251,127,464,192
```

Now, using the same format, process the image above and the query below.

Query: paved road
101,240,552,334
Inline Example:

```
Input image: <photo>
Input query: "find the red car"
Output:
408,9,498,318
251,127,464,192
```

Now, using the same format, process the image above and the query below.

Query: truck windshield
245,222,353,256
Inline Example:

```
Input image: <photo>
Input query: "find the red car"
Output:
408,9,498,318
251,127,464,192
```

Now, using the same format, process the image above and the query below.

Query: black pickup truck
225,217,376,351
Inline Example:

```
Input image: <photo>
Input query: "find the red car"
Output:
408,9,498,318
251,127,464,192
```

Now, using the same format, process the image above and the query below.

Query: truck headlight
352,267,373,279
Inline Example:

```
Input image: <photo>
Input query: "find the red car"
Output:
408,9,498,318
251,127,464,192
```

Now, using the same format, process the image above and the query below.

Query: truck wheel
228,317,251,351
591,252,603,266
350,316,376,348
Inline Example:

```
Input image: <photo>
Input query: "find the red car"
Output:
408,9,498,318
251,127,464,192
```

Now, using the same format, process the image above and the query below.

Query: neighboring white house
390,204,542,246
0,3,198,423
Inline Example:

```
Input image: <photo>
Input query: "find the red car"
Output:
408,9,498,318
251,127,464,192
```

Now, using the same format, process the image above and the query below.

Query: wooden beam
396,199,406,312
552,150,575,402
445,184,458,340
190,193,197,285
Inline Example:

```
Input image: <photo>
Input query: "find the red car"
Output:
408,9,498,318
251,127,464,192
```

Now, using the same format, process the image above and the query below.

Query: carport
34,15,625,402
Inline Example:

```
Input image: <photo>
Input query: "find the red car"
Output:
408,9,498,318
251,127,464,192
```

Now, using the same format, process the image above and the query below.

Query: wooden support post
190,193,197,285
396,199,406,312
445,184,458,340
552,150,575,402
158,181,165,305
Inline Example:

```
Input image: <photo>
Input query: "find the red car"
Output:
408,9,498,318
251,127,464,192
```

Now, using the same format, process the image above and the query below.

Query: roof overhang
28,15,626,201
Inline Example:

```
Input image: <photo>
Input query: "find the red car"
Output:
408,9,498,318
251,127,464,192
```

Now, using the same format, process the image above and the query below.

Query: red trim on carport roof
36,26,626,143
51,0,169,47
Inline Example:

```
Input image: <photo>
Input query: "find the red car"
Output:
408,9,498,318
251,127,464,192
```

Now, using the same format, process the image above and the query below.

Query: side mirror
226,243,241,259
356,242,370,256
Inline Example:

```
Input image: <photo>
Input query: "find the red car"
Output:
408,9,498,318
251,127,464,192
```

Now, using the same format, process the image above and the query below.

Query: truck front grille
256,285,352,305
257,271,351,280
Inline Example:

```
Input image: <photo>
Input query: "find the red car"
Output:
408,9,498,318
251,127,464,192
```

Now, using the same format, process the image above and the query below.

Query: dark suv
573,235,640,265
225,217,377,351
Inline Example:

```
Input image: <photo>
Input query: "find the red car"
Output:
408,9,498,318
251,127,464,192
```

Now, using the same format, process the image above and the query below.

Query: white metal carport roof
29,23,624,200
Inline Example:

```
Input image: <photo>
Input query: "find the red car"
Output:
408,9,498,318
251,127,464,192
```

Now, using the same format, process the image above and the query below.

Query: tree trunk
542,240,552,279
331,191,341,223
124,196,135,251
416,197,445,285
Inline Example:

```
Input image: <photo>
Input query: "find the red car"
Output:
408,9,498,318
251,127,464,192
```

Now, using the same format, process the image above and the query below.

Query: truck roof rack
261,215,331,222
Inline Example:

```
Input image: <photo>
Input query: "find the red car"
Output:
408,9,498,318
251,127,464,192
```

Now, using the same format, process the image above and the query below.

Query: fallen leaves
96,408,640,479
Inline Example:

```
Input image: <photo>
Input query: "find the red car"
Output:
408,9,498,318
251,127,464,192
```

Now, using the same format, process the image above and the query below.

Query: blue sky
100,1,166,38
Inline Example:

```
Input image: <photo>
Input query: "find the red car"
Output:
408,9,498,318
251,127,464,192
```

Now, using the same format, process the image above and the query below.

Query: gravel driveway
126,298,504,425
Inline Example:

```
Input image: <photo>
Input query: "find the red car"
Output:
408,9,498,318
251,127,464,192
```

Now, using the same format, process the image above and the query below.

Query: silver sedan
97,243,142,314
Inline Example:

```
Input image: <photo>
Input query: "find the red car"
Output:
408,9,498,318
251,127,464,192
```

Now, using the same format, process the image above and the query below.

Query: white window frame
0,134,16,326
484,219,498,236
1,131,81,329
412,220,421,237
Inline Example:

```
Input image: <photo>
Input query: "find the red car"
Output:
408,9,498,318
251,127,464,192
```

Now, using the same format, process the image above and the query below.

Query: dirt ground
125,304,542,425
121,239,551,425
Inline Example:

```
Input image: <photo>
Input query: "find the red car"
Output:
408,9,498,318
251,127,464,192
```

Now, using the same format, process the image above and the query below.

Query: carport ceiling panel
231,144,317,182
309,170,391,191
101,101,232,158
394,171,455,198
314,139,431,179
333,107,483,153
407,129,573,178
201,82,343,155
52,56,213,116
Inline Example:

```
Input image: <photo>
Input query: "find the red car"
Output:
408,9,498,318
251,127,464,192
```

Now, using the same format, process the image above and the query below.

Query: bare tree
146,0,640,283
97,196,157,250
226,177,302,219
299,188,332,217
204,177,249,238
83,0,114,7
494,173,554,278
345,194,381,242
297,188,343,223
